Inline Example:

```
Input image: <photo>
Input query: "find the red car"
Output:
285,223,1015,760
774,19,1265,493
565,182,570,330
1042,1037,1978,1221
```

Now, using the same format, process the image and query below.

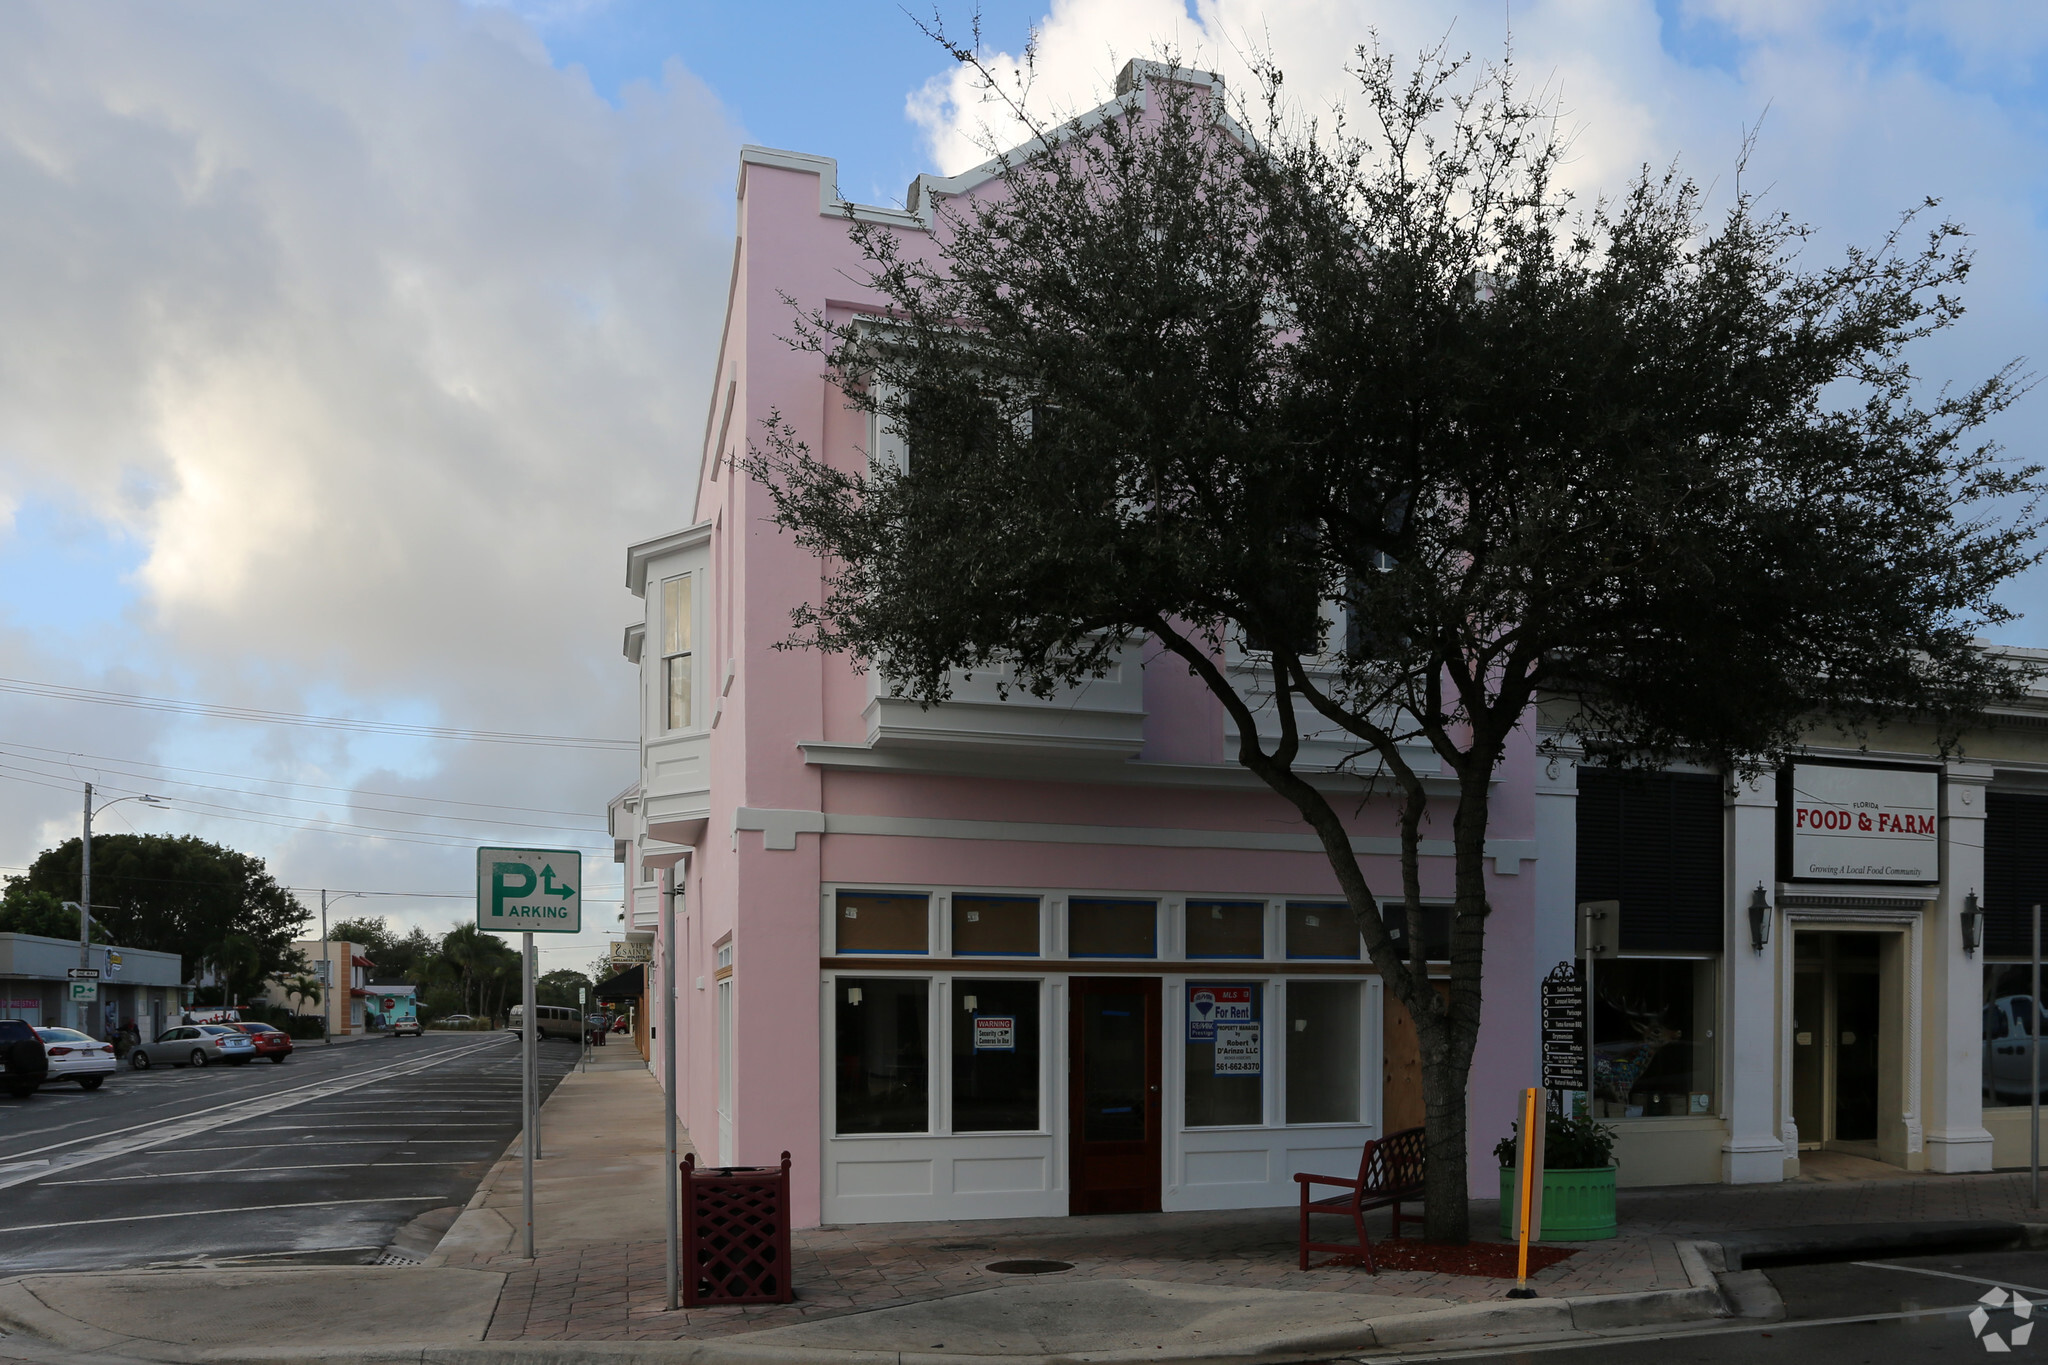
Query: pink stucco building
604,64,1539,1229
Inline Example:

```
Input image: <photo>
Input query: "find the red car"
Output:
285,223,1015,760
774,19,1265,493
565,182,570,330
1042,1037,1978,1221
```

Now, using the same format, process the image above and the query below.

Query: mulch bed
1325,1238,1577,1278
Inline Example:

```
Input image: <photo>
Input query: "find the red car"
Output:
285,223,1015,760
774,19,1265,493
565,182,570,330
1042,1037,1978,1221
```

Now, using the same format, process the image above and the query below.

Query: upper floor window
661,574,692,730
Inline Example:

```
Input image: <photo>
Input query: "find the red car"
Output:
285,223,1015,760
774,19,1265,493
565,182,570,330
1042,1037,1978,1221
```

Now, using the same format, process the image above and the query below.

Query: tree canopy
749,48,2041,1238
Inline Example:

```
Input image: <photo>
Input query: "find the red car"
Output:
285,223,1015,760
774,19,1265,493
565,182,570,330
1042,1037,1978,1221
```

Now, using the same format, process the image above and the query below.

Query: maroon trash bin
680,1150,794,1306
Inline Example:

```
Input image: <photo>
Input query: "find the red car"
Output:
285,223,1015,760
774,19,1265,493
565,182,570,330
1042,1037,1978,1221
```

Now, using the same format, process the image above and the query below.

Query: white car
33,1027,116,1091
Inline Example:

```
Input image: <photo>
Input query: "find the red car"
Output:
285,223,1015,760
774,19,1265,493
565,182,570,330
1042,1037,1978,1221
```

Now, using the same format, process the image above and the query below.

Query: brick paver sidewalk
452,1168,2048,1343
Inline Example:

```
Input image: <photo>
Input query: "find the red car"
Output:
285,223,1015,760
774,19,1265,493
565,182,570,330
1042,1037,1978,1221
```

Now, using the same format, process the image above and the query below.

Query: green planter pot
1496,1164,1618,1241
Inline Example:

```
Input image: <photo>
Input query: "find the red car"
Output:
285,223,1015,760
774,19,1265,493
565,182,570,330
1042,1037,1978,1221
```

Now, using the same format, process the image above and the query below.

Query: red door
1069,977,1162,1214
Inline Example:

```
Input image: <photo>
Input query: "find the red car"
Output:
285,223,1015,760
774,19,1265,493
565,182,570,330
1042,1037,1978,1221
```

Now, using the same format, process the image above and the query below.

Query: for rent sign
1785,764,1938,883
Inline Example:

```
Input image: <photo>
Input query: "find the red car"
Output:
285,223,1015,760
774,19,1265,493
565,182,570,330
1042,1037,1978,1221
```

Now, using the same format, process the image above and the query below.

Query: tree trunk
1419,1042,1471,1241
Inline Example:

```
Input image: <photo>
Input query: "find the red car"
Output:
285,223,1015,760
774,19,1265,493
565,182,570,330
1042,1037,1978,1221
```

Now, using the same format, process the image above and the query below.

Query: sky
1,0,2046,977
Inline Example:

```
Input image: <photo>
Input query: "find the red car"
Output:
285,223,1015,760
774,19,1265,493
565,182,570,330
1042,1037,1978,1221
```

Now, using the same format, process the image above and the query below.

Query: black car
0,1018,51,1098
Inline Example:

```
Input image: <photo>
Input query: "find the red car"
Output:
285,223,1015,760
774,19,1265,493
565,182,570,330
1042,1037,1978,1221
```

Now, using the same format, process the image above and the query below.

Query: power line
0,676,635,752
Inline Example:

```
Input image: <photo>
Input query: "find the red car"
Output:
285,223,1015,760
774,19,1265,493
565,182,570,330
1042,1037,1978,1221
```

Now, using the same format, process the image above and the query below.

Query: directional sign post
1541,961,1588,1099
477,847,583,1262
70,981,98,1002
67,967,100,980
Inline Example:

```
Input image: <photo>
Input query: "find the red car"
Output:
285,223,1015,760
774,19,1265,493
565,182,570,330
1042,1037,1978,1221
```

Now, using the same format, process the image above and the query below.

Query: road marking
228,1123,511,1130
0,1197,446,1235
0,1039,510,1190
154,1139,497,1152
1362,1302,1990,1362
1851,1259,2048,1297
42,1162,462,1184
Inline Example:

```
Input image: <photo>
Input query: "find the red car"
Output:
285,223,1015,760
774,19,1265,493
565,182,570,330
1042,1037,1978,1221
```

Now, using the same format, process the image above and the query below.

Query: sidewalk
2,1059,2042,1363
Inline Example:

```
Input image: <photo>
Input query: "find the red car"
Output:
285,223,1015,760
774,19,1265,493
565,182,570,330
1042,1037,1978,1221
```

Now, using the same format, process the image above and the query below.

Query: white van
508,1004,582,1041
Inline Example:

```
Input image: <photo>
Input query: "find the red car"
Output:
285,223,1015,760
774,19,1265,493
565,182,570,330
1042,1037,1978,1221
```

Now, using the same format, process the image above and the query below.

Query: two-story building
616,63,2040,1229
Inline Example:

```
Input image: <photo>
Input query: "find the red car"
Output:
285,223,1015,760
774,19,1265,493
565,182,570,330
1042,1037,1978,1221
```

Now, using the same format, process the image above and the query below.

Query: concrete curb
1707,1219,2047,1270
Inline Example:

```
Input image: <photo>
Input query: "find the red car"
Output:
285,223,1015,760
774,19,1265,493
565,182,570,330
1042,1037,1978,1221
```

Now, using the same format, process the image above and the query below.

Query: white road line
155,1140,495,1152
0,1197,445,1235
42,1162,461,1184
1851,1260,2048,1297
227,1123,510,1131
0,1039,510,1191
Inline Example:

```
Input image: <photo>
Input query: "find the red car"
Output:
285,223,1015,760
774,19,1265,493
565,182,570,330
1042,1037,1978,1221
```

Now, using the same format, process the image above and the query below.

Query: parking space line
43,1162,461,1184
1851,1260,2048,1297
0,1196,445,1234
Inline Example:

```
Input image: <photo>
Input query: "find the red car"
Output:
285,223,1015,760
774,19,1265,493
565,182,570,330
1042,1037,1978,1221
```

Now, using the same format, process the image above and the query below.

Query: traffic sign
70,981,97,1001
67,967,100,980
476,847,583,934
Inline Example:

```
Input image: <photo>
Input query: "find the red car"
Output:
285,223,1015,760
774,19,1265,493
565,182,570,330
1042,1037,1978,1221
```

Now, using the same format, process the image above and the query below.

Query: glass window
1069,899,1156,958
661,574,692,730
836,892,929,954
834,978,929,1134
951,979,1040,1131
1285,981,1362,1124
1184,982,1263,1127
953,896,1040,956
1984,962,2042,1108
1378,901,1450,961
1286,903,1359,960
1186,901,1264,958
1591,958,1718,1118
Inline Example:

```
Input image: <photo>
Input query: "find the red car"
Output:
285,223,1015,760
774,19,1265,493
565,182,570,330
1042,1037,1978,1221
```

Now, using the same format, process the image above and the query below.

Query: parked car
32,1027,116,1090
438,1014,476,1026
0,1018,51,1098
129,1024,258,1069
228,1021,294,1063
508,1004,582,1041
1985,995,2043,1100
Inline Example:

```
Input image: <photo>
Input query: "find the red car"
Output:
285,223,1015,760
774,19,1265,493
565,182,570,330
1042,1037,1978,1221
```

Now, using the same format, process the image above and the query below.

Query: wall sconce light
1961,891,1983,956
1748,884,1772,953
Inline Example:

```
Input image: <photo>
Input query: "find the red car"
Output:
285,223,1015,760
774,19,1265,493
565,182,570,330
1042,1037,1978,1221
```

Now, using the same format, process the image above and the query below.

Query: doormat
1326,1239,1577,1278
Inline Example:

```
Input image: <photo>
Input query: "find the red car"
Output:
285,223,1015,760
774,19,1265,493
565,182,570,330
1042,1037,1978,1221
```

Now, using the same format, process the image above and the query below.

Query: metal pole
321,891,331,1045
530,939,542,1160
664,872,680,1312
2032,903,2040,1210
1584,952,1595,1118
523,929,536,1259
80,783,93,1035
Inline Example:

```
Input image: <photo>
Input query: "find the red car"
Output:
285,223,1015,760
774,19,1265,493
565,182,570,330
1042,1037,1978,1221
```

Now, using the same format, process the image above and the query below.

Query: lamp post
319,890,369,1045
79,784,167,1036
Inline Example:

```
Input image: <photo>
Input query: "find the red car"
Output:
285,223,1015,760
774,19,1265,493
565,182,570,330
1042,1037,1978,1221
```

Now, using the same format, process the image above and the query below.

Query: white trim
625,522,712,597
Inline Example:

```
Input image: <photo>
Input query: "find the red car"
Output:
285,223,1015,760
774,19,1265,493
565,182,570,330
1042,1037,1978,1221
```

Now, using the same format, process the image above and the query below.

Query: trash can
681,1150,794,1306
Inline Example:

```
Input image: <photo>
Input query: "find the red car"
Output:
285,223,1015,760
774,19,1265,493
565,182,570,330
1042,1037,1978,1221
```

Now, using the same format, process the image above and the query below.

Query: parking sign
476,847,583,934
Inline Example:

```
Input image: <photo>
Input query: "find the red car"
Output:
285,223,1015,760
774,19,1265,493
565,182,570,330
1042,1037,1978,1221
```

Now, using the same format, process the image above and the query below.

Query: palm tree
280,972,324,1019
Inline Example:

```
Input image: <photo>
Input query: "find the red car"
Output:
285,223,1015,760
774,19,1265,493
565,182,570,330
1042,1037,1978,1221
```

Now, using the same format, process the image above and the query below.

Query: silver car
129,1024,258,1070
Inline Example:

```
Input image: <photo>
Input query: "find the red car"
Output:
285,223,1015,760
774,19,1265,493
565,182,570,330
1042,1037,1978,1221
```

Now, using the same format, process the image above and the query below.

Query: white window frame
660,572,694,732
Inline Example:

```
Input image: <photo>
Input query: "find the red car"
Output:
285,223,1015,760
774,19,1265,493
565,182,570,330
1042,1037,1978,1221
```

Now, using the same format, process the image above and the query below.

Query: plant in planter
1495,1111,1619,1241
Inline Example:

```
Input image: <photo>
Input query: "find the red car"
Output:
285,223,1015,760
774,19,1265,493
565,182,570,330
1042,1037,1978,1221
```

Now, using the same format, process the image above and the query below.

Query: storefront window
836,891,929,954
834,978,929,1133
1285,903,1359,959
1983,962,2042,1108
953,896,1039,956
1591,958,1717,1118
1377,901,1450,961
1186,901,1264,958
1070,899,1156,958
1285,980,1362,1124
1185,981,1263,1127
951,979,1040,1131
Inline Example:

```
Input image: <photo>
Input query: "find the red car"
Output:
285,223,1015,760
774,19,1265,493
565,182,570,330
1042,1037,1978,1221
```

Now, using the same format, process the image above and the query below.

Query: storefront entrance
1068,977,1161,1214
1792,931,1885,1156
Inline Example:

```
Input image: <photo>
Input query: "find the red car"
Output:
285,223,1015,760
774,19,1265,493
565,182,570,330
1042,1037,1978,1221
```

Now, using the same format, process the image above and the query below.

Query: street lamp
1961,891,1984,956
1747,884,1773,953
77,784,168,1035
317,890,370,1046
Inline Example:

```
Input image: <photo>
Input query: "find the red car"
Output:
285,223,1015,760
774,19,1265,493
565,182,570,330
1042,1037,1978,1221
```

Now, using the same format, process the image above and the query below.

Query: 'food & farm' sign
1784,763,1938,883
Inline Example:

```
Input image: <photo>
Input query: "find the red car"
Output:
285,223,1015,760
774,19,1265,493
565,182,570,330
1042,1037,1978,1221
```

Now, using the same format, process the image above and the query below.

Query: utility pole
79,783,93,1035
321,890,330,1045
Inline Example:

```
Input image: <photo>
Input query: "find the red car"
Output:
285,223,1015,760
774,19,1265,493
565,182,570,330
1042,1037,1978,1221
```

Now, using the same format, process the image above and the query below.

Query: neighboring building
615,62,2046,1228
0,932,182,1040
256,941,374,1036
364,980,418,1030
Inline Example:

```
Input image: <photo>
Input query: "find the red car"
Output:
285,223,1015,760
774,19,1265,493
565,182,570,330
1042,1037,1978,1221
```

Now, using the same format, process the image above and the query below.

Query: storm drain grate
369,1252,421,1267
985,1259,1073,1275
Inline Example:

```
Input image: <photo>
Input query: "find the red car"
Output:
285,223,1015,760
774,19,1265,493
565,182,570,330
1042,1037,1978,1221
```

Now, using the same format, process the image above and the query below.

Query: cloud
0,1,739,962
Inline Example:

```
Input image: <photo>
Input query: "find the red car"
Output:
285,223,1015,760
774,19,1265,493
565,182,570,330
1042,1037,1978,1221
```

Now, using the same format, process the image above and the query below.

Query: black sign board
1540,960,1587,1091
66,967,100,980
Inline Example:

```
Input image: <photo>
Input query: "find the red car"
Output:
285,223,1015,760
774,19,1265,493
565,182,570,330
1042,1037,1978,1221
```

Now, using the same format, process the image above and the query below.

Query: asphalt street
1353,1245,2048,1363
0,1030,577,1273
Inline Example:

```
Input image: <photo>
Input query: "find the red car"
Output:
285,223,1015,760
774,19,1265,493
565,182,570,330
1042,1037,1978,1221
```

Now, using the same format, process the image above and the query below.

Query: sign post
1576,901,1620,1116
1540,962,1587,1105
477,847,582,1261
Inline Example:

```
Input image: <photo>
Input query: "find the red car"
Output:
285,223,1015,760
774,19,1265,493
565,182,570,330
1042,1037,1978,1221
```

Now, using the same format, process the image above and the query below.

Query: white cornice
625,521,712,597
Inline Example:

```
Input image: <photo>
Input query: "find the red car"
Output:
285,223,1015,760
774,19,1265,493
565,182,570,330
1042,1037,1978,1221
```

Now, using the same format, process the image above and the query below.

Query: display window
1285,980,1362,1123
1070,898,1157,958
1185,901,1264,958
951,979,1041,1131
837,891,929,954
1184,981,1263,1127
834,977,929,1133
1590,957,1717,1117
1285,903,1359,959
953,896,1040,956
1983,962,2043,1107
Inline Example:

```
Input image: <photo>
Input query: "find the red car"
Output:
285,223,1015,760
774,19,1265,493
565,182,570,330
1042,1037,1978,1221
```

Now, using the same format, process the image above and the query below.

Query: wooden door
1068,977,1162,1214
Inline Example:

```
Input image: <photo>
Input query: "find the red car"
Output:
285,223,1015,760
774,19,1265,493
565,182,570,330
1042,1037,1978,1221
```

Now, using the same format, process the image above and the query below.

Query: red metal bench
1294,1125,1427,1272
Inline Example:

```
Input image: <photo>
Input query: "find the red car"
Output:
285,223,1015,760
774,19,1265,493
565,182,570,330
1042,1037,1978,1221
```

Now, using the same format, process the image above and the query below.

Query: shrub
281,1014,328,1040
1494,1111,1618,1170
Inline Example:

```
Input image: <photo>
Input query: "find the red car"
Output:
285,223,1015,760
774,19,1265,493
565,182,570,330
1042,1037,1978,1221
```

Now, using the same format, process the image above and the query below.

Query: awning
350,956,374,968
593,964,643,1000
349,987,371,998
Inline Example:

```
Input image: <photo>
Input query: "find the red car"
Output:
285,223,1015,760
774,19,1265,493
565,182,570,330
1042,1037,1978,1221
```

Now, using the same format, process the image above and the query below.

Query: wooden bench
1293,1126,1427,1272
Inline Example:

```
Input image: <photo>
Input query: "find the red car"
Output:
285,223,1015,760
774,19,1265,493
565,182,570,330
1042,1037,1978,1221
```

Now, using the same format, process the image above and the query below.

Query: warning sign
1187,985,1254,1041
1213,1022,1261,1075
973,1016,1016,1052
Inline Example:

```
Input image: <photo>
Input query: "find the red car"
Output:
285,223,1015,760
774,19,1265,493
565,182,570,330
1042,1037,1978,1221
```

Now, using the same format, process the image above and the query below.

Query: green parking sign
476,847,582,934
